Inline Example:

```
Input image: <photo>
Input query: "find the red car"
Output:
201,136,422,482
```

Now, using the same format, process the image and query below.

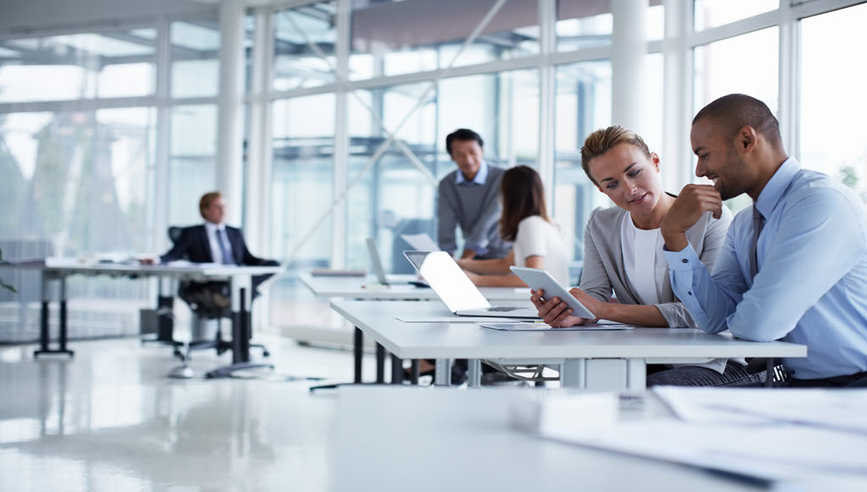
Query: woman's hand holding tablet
510,266,597,324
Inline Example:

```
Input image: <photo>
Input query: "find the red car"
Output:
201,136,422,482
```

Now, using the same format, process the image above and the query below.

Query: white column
153,18,171,251
662,0,694,191
537,0,556,209
611,0,648,136
245,8,273,255
217,0,246,226
332,0,351,269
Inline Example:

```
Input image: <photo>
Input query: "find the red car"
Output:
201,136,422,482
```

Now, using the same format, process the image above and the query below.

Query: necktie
216,229,234,265
749,205,764,279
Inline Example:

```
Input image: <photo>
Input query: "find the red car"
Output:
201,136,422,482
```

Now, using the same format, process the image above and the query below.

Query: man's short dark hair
446,128,484,155
693,94,783,149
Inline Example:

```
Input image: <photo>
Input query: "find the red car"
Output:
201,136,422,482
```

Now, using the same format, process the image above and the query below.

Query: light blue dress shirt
454,159,489,186
664,158,867,380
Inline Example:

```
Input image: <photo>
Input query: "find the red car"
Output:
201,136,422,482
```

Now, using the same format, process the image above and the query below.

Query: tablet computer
510,266,596,320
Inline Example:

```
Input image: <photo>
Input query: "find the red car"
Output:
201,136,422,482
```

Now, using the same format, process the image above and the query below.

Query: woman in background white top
532,126,762,387
458,165,570,287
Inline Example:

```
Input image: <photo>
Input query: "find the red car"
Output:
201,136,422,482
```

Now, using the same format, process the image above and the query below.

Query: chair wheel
262,351,270,357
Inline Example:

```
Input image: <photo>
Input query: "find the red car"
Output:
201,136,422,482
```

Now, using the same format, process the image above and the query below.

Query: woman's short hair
580,126,651,184
199,191,222,219
499,165,549,242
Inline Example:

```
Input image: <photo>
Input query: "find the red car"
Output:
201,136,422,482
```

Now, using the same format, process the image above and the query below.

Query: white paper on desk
400,233,441,251
654,387,867,434
542,417,867,482
396,316,515,323
480,321,635,331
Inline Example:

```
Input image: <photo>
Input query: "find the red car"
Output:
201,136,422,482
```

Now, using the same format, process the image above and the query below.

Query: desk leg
409,360,419,384
353,327,363,383
375,344,386,383
206,279,273,379
390,354,403,385
434,358,451,386
468,359,481,387
560,359,586,389
38,274,49,353
626,359,647,391
34,274,74,358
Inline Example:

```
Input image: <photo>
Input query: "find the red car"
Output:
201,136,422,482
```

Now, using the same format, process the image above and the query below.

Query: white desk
1,261,282,377
298,272,530,300
299,272,531,384
330,300,807,389
331,387,866,491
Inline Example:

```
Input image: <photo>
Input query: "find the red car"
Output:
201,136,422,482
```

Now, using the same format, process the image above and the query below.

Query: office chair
167,226,269,363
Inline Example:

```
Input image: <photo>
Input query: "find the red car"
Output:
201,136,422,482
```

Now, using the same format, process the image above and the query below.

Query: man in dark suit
146,191,278,313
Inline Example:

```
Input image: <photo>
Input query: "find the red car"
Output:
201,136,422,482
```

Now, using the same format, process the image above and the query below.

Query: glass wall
694,0,778,31
168,105,218,226
350,0,540,80
553,59,612,272
273,1,337,91
799,3,867,202
171,21,221,98
0,30,156,102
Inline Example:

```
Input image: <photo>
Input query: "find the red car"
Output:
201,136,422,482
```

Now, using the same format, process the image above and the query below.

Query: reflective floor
0,335,375,491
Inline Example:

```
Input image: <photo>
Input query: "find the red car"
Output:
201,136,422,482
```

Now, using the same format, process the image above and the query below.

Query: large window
171,21,222,98
694,0,779,31
273,2,337,91
553,59,611,271
350,0,539,80
168,105,218,227
800,3,867,201
0,30,156,102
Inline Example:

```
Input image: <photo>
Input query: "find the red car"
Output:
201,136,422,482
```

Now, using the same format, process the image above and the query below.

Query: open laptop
403,250,540,318
366,238,427,287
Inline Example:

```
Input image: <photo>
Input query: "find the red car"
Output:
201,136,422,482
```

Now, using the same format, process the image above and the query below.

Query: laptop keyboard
485,306,522,312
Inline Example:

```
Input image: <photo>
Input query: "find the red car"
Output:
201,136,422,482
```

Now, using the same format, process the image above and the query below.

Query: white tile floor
0,335,381,492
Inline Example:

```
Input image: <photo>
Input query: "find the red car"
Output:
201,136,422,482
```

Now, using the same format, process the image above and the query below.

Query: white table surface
2,260,283,279
329,300,808,362
331,387,858,492
298,272,531,300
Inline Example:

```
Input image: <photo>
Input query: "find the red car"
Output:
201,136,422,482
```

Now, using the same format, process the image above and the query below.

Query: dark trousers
786,371,867,388
646,361,766,387
179,260,279,316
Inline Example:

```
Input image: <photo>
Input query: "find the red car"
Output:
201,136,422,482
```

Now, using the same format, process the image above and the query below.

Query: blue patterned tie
216,228,234,265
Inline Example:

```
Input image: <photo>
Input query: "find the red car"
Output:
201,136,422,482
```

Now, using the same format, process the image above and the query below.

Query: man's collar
755,157,800,219
204,221,225,232
455,160,489,185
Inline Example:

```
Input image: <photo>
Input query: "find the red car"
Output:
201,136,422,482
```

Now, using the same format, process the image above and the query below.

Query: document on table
396,316,515,323
400,233,441,251
653,386,867,434
480,321,634,331
532,388,867,484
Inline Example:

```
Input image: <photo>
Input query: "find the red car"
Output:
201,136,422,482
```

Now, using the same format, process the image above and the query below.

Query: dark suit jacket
160,225,269,266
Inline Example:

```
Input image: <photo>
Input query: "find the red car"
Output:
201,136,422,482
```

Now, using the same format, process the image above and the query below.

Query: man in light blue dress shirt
660,94,867,387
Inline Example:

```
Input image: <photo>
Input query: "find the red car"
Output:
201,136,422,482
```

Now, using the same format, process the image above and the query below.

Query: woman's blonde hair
580,126,651,184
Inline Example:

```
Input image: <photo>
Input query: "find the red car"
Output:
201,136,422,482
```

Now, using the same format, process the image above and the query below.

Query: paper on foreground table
533,388,867,484
480,321,634,331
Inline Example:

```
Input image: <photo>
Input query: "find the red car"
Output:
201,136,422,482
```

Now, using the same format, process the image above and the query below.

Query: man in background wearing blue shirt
437,128,511,260
661,93,867,387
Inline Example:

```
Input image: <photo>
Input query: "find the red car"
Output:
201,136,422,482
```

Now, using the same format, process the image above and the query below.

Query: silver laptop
403,251,540,318
367,238,428,287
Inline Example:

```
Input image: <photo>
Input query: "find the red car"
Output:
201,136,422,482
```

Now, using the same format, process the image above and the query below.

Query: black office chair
167,226,269,363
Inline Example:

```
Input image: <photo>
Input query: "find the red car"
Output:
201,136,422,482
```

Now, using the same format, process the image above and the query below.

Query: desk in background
299,272,531,384
1,261,282,377
329,299,807,389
